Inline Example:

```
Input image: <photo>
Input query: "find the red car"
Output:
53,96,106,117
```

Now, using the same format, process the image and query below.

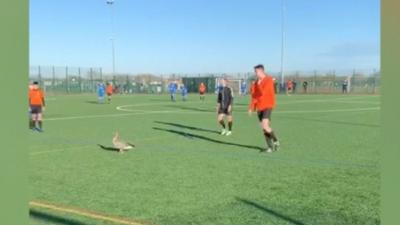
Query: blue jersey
181,87,188,96
241,82,247,91
169,83,177,94
97,84,105,96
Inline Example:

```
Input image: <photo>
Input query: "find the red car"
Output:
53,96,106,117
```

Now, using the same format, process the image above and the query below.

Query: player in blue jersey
181,84,188,101
240,79,247,96
97,82,106,104
168,82,177,102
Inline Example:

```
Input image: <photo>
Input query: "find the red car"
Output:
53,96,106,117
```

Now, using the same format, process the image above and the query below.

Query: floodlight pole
280,0,286,87
107,0,116,78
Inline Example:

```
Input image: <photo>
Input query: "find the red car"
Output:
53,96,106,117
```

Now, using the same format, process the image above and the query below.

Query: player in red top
106,82,113,104
29,81,46,132
286,79,293,95
248,64,280,153
199,82,206,101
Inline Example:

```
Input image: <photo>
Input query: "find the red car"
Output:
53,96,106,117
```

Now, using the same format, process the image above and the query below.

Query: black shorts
30,105,42,114
257,109,272,122
107,93,112,96
218,107,231,115
199,92,205,95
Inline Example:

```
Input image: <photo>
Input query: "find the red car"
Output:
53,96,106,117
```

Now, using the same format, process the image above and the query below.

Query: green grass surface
29,94,380,225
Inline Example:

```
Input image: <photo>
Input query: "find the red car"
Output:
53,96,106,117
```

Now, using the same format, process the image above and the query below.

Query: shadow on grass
236,198,307,225
85,98,107,105
97,144,120,152
163,104,214,112
30,209,88,225
85,100,100,105
153,127,263,151
154,121,220,134
277,115,380,128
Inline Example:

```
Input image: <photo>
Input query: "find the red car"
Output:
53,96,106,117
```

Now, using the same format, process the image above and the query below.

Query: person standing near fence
302,81,308,93
273,78,278,94
342,79,348,94
293,80,297,93
199,82,206,101
29,81,46,132
106,82,113,103
28,84,34,129
240,79,247,96
286,79,293,96
181,84,188,101
169,81,177,102
97,82,106,104
248,64,280,153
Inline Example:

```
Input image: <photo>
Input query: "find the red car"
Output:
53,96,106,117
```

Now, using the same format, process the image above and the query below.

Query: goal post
215,77,247,96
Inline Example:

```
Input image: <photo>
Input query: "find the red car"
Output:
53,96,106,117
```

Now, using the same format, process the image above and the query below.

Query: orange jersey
199,84,206,93
249,82,258,109
29,88,45,106
106,85,113,94
250,81,256,95
249,75,276,111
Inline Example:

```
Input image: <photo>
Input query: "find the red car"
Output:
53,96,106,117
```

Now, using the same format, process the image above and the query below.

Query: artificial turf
29,93,380,225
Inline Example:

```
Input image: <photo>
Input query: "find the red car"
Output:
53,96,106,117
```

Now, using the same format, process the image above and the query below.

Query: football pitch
29,94,380,225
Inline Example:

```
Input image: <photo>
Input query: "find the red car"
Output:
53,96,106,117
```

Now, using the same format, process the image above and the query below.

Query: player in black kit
216,78,234,136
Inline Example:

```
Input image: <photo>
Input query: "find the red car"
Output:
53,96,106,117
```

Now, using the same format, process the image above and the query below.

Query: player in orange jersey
106,82,113,103
199,82,206,101
286,79,293,95
248,65,280,153
29,81,46,132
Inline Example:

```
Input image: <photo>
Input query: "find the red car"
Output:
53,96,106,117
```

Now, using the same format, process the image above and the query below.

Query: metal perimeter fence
29,66,380,95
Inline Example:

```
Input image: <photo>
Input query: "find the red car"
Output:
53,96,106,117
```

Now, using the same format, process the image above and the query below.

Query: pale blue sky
30,0,380,73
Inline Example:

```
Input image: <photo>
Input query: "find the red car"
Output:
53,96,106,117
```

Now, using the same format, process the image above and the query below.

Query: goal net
215,77,247,96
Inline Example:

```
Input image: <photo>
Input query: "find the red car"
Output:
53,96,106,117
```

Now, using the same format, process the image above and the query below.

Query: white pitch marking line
44,107,379,122
44,96,380,122
274,107,380,114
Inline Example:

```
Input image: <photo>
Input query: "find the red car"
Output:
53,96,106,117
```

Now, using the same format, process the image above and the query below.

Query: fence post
313,70,317,94
38,65,42,86
78,67,82,93
126,75,129,94
350,69,356,93
90,68,93,93
372,69,377,94
332,70,336,93
66,66,69,94
52,66,56,93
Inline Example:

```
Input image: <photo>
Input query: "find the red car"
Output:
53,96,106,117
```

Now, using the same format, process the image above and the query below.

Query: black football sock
29,120,35,129
219,120,226,129
269,131,278,142
228,121,233,131
38,121,43,129
263,130,273,148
